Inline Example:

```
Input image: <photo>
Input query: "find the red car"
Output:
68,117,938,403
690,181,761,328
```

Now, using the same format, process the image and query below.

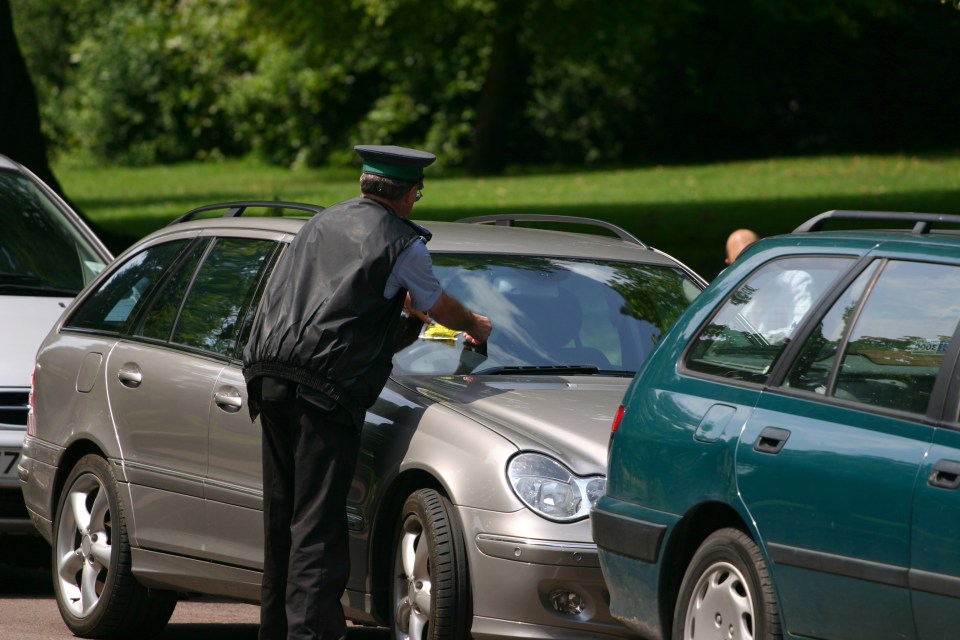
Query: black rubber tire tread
53,454,177,639
395,488,471,640
672,527,781,640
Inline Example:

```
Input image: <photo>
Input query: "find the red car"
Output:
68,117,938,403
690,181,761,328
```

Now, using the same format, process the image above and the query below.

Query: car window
685,256,853,383
0,170,108,293
135,241,208,342
66,240,190,333
392,254,701,375
789,260,960,414
171,238,276,357
783,262,879,394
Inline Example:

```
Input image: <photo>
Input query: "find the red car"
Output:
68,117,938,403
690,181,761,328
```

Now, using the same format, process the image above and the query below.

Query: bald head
725,229,760,265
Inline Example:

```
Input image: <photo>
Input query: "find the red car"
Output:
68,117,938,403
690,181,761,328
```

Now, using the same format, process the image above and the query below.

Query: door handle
117,364,142,388
753,427,791,454
928,460,960,490
214,387,243,413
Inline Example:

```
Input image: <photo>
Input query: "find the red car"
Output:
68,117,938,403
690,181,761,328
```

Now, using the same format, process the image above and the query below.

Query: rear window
685,256,853,383
66,240,190,333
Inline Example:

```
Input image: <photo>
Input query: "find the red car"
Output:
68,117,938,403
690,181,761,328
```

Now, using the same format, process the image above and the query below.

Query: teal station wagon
593,211,960,640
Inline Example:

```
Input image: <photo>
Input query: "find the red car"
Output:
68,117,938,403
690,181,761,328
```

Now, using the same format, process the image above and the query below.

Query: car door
738,258,960,639
907,265,960,639
106,238,219,557
912,426,960,638
188,235,278,567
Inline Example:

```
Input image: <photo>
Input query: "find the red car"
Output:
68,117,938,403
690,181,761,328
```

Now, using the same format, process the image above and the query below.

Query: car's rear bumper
16,435,59,544
592,497,681,640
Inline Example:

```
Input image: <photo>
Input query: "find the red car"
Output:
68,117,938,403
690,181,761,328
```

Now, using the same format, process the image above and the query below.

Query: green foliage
11,0,960,170
15,0,254,164
53,152,960,280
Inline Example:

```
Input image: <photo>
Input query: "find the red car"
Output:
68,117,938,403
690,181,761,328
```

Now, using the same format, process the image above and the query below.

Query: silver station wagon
19,203,704,639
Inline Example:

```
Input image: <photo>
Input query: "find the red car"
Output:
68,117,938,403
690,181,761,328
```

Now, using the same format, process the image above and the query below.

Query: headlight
507,452,606,522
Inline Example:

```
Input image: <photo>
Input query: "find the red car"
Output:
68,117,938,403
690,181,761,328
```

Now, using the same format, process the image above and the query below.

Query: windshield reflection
393,254,699,376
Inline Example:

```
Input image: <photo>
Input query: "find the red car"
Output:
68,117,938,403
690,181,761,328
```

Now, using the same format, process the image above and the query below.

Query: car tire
52,454,177,638
391,488,470,640
673,527,781,640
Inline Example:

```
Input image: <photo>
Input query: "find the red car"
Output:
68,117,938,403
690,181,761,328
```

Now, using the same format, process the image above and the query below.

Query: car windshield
392,253,701,376
0,170,108,295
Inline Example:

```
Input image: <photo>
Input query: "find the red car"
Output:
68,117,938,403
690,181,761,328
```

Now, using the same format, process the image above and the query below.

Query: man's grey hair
359,172,417,201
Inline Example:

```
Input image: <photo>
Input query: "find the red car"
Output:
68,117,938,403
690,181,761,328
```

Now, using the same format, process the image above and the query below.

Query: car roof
152,203,697,270
737,209,960,261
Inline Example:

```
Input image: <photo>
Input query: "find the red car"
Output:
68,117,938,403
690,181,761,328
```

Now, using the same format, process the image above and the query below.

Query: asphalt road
0,561,390,640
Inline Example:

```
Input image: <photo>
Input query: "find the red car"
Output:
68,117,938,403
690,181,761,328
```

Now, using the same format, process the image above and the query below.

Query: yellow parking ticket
420,321,461,342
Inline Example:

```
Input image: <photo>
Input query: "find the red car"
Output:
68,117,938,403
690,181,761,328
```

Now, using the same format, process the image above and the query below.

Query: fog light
549,589,586,615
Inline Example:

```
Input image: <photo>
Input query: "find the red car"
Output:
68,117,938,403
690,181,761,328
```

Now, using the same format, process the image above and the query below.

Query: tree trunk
466,2,526,176
0,0,65,195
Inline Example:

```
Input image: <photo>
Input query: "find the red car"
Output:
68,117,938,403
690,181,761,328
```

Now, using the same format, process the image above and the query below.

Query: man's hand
428,291,492,345
464,314,492,345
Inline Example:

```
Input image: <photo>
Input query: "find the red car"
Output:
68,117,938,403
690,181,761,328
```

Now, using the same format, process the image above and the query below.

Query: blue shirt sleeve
384,238,442,311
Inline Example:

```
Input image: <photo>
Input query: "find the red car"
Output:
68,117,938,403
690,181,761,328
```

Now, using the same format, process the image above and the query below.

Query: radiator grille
0,391,29,426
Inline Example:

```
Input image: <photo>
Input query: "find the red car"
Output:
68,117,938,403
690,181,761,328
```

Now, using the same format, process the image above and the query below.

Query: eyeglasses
415,189,423,202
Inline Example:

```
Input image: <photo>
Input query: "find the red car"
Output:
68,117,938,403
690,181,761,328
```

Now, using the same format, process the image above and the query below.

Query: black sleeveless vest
243,197,424,420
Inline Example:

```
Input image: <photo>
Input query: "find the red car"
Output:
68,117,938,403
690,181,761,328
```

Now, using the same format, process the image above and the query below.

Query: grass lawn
55,153,960,279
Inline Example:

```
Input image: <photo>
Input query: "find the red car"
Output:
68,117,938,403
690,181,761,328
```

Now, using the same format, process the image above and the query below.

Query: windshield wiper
473,364,600,376
0,272,42,284
0,271,81,295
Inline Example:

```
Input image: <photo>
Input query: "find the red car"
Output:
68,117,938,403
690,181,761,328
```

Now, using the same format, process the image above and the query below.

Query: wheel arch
658,501,751,638
51,439,110,526
369,468,448,623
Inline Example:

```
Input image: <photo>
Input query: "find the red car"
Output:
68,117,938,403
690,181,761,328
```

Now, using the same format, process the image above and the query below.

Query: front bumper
0,423,34,536
461,506,634,639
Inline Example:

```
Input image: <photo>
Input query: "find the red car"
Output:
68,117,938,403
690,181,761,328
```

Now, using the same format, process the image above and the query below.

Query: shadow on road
0,563,52,595
156,625,388,639
1,544,389,640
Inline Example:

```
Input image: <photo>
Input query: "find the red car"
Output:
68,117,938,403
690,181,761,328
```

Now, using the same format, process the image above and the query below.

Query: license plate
0,450,20,478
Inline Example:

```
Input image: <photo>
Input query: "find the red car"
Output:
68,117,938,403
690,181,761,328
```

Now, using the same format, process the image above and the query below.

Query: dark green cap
354,144,436,183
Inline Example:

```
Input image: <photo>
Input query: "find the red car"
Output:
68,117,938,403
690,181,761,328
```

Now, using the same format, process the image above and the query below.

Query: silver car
1,154,111,538
19,203,704,639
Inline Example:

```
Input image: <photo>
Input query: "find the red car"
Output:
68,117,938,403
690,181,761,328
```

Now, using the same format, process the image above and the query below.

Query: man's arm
428,291,492,345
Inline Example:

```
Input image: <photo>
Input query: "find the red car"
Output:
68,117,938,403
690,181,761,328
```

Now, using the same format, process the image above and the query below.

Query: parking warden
242,144,491,640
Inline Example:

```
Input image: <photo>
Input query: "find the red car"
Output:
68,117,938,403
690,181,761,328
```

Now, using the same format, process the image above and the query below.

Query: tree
243,0,661,172
0,0,63,194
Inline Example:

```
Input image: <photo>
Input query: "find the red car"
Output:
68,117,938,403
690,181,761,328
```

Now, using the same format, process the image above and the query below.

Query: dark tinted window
393,254,701,375
685,256,852,383
172,238,275,357
67,240,189,333
0,170,108,294
789,260,960,415
135,242,208,341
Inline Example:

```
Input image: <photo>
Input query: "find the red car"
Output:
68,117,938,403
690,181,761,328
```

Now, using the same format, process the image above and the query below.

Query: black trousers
258,385,360,640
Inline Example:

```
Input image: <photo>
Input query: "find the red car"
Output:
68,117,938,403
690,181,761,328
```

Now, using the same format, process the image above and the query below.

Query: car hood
0,296,68,387
397,374,628,475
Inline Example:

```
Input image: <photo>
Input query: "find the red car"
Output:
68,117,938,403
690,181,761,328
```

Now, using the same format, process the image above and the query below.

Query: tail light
26,363,36,437
611,404,625,433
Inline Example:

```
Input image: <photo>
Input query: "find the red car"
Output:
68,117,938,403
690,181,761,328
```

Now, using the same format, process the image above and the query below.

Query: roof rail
794,210,960,235
457,214,647,248
168,200,325,225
